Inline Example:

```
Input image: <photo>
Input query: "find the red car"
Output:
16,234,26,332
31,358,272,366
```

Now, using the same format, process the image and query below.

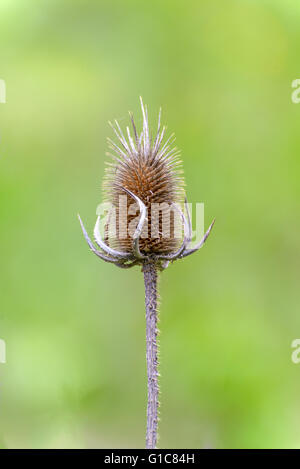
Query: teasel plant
78,98,215,449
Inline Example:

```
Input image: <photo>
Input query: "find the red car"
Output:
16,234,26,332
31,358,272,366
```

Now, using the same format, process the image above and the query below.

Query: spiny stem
143,262,159,449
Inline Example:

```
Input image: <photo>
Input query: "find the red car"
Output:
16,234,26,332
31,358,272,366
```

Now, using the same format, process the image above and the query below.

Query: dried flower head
104,97,185,257
78,98,214,271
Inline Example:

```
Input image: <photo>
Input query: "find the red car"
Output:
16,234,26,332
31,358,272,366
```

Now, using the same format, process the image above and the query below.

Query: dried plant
78,98,215,449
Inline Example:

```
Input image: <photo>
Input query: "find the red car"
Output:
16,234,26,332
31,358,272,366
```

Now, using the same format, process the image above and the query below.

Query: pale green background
0,0,300,448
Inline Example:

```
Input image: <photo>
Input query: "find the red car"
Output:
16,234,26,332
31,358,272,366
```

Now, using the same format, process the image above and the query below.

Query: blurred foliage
0,0,300,449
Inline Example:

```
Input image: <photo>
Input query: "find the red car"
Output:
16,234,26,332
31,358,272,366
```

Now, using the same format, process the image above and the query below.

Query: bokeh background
0,0,300,449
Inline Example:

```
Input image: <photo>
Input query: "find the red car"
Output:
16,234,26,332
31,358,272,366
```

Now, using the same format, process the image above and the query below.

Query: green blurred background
0,0,300,449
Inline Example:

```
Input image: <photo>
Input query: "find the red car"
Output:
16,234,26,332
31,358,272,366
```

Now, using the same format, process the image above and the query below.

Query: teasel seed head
103,97,185,257
78,97,214,271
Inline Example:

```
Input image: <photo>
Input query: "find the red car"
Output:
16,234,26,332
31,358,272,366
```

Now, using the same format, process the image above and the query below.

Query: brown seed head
103,98,185,256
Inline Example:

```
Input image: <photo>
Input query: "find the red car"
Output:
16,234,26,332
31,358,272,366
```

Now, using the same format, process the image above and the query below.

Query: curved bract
78,98,214,270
